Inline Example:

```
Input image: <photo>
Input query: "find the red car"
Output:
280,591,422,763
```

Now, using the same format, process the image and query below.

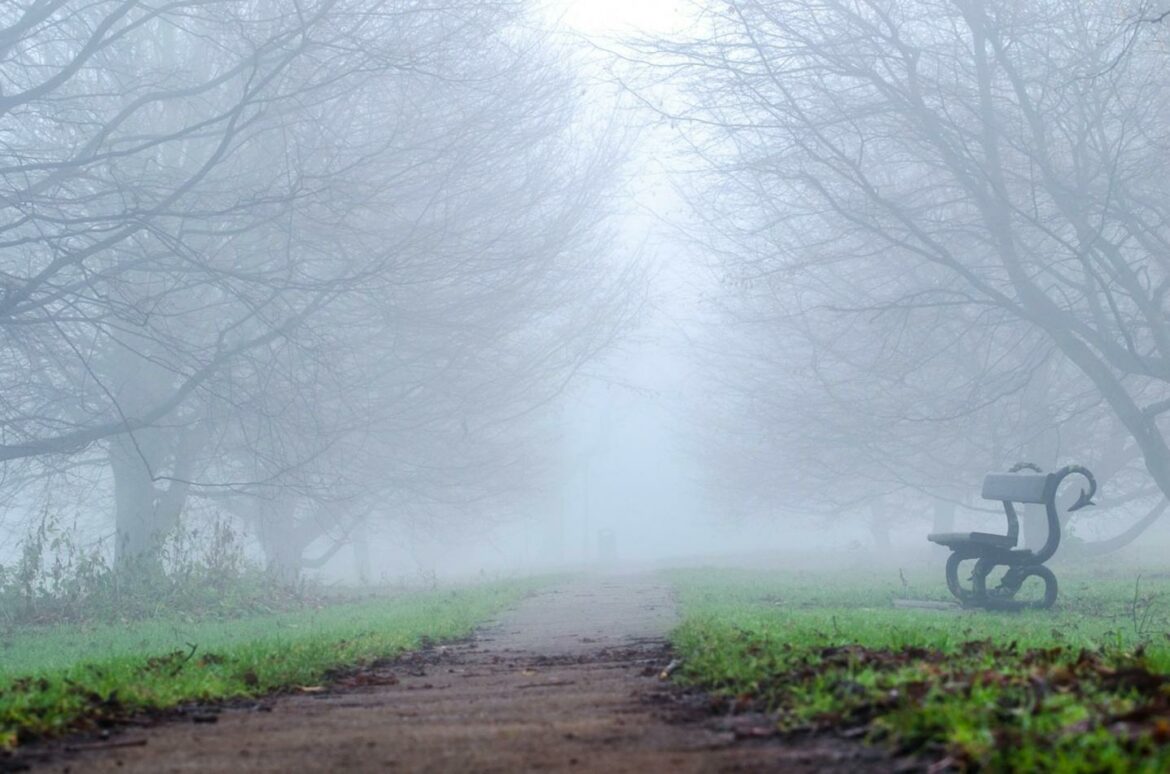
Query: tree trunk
352,518,371,585
255,500,321,586
1080,500,1168,557
111,434,166,571
869,501,892,550
931,500,956,533
930,500,955,552
1018,361,1059,550
110,422,206,572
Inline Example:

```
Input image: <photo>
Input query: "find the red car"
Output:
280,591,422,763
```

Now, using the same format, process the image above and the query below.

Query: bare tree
0,1,638,574
642,0,1170,546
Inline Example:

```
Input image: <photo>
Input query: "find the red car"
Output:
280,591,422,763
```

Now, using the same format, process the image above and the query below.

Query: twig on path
64,739,148,753
517,680,577,690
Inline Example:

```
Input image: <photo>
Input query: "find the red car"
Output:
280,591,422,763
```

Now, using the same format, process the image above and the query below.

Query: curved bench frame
928,464,1096,610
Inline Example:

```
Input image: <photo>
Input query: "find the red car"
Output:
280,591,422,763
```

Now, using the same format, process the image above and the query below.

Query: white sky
549,0,688,37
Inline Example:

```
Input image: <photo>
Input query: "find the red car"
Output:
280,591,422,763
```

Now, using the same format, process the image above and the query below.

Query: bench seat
927,531,1016,550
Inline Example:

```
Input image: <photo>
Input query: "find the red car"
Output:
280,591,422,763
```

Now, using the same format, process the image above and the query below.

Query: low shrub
0,512,312,626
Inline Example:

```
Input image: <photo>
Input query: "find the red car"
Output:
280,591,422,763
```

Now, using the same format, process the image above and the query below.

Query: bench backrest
981,473,1051,504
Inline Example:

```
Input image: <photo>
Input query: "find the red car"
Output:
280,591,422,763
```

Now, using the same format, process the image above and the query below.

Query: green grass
0,579,540,748
666,564,1170,772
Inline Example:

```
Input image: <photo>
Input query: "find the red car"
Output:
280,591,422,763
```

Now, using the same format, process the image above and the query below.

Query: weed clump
0,511,310,626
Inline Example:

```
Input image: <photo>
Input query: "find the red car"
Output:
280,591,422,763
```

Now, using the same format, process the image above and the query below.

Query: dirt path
31,575,887,772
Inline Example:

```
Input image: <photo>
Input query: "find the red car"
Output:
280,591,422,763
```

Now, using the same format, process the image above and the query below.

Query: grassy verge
667,565,1170,772
0,578,540,748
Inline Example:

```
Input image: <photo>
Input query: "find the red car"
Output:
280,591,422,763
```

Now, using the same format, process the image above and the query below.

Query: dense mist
2,0,1170,595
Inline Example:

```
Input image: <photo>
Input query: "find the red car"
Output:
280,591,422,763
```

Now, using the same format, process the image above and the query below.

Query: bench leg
944,553,984,607
973,562,1058,611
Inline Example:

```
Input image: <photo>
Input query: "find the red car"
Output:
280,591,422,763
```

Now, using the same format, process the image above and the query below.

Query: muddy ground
20,575,892,772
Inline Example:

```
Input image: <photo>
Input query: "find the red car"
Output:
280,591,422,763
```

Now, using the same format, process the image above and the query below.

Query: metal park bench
927,464,1096,610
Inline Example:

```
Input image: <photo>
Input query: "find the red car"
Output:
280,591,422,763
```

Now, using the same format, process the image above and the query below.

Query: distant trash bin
598,528,617,562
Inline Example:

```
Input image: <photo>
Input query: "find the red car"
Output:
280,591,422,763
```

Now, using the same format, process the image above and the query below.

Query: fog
3,0,1170,600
